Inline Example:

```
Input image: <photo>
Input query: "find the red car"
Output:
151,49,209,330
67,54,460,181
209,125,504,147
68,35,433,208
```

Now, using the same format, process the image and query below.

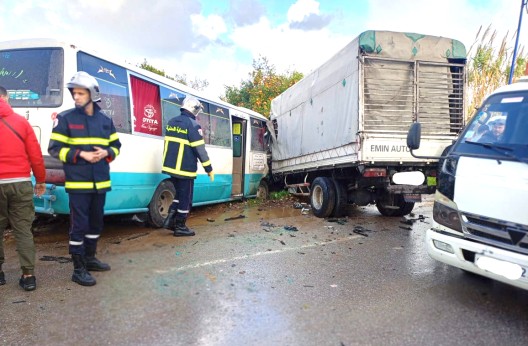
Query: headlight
433,200,462,233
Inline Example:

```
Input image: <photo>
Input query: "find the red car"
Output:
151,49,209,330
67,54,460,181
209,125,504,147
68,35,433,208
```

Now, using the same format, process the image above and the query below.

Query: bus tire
330,178,348,217
310,177,336,218
147,180,176,228
256,180,269,199
375,193,414,217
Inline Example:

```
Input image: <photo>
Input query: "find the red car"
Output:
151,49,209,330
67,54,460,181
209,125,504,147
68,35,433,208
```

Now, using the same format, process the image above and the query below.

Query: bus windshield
0,48,64,107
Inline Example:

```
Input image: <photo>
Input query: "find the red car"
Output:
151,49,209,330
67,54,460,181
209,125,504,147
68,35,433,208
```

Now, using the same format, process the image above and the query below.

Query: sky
1,0,527,98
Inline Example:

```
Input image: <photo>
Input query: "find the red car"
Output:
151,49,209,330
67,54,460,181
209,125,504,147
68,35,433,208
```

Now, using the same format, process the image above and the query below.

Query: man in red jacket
0,86,46,291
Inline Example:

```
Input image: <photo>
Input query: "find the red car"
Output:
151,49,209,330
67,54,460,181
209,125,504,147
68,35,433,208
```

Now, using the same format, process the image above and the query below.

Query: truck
407,81,528,291
267,30,466,217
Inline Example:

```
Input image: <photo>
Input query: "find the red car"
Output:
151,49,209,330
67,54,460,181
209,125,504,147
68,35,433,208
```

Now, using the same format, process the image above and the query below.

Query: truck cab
408,82,528,290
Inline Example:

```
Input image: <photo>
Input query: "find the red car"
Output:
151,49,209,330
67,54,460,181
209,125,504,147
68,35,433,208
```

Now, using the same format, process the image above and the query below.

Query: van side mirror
407,122,421,150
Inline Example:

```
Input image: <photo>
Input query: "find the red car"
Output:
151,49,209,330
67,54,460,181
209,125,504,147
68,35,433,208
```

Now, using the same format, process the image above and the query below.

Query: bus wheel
310,177,336,218
375,192,414,217
330,178,348,217
147,180,176,228
256,180,269,199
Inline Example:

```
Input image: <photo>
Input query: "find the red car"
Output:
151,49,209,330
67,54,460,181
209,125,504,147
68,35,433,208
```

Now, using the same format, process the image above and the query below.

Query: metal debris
224,215,246,221
39,255,72,263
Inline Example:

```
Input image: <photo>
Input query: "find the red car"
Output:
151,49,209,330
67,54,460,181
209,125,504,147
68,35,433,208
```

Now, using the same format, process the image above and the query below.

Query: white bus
0,38,270,227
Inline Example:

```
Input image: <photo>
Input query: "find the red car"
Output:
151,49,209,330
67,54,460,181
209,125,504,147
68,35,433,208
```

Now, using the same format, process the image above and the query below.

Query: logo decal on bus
97,66,116,79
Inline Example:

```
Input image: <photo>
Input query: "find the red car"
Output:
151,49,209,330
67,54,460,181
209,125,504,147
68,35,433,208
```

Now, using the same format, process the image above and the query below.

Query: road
1,196,527,346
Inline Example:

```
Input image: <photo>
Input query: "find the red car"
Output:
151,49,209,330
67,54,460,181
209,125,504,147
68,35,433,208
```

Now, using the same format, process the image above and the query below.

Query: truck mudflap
34,184,57,215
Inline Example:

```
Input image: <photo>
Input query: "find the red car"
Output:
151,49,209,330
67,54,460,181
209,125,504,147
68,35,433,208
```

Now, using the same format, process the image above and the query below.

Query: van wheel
310,177,336,218
331,178,348,217
256,180,269,199
376,193,414,217
147,180,175,228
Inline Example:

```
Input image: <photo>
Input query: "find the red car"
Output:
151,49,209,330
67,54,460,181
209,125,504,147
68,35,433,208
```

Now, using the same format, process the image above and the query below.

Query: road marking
154,235,362,274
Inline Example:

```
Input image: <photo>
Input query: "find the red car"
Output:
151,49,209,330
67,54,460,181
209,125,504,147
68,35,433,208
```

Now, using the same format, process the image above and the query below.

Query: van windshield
455,90,528,162
0,48,64,107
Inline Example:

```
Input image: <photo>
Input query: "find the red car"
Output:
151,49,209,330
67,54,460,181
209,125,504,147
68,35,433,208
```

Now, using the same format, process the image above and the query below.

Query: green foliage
466,25,527,119
270,190,289,200
222,56,304,118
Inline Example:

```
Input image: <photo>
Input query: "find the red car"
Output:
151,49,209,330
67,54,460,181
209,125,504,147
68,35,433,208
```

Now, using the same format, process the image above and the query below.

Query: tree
137,59,209,91
222,56,303,118
466,25,527,120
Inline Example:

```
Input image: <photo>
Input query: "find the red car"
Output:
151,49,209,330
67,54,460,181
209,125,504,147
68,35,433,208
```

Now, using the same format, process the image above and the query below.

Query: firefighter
48,71,121,286
162,96,214,236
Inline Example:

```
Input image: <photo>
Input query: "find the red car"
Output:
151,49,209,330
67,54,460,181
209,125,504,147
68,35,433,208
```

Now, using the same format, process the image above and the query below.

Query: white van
407,82,528,291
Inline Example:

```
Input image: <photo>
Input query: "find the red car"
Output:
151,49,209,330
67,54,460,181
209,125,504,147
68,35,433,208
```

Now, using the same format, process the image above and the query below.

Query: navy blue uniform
162,109,212,218
48,103,121,255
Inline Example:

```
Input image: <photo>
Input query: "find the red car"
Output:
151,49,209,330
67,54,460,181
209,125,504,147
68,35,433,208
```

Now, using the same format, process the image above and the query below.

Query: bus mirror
407,122,421,150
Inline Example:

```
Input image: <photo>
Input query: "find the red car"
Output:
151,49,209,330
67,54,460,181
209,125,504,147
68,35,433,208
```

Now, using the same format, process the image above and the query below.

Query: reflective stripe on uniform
109,132,119,141
95,180,111,189
161,165,197,177
189,139,205,147
177,209,189,213
165,136,190,145
65,180,111,190
111,147,119,156
85,234,100,239
59,148,70,162
201,160,211,167
50,133,112,146
69,240,83,246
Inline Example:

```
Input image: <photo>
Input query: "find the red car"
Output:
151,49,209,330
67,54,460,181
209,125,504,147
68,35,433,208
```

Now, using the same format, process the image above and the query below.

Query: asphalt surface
1,196,527,346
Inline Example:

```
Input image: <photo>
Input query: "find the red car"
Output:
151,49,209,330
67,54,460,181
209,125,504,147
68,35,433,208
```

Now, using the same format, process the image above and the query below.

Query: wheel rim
312,185,323,209
158,190,173,218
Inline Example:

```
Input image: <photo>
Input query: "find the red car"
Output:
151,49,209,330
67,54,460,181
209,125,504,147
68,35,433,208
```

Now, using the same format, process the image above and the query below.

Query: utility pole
509,0,528,84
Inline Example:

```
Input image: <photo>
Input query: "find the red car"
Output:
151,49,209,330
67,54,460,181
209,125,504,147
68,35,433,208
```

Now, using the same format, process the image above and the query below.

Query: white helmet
181,96,203,116
67,71,101,102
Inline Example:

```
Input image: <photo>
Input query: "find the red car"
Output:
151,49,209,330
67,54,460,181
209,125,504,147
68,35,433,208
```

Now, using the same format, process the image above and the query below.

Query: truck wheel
256,180,269,199
310,177,336,218
147,180,175,228
331,179,348,217
376,193,415,217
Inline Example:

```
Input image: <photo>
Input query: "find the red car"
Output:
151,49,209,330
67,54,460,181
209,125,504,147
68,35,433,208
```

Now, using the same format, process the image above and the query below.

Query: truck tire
310,177,336,218
147,180,176,228
375,193,415,217
331,178,348,217
256,180,269,199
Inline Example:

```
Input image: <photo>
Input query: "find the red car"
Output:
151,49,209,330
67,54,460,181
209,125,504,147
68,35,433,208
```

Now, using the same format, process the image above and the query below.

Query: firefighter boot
173,218,195,237
162,209,177,230
71,254,96,286
85,248,111,272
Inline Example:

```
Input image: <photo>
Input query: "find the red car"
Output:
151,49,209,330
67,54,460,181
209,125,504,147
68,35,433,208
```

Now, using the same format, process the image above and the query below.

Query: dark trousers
68,193,106,255
169,178,194,219
0,181,36,275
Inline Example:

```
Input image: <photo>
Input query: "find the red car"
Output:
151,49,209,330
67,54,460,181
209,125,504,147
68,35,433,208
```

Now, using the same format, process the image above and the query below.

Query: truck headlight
433,200,462,233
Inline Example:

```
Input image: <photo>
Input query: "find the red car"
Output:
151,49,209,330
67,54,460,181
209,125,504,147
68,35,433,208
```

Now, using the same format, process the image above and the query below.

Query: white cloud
191,14,228,41
287,0,321,23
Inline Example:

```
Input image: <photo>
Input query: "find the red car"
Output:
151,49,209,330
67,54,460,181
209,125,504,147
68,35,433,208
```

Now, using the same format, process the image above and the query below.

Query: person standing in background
0,86,46,291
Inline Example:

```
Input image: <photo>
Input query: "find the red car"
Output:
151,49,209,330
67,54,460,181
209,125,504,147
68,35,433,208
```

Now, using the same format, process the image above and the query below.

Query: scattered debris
206,218,215,222
224,215,246,221
260,221,276,228
352,226,370,237
127,232,149,241
39,255,72,263
279,240,286,245
12,300,26,304
283,225,298,232
303,285,314,288
293,202,308,209
327,218,347,225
